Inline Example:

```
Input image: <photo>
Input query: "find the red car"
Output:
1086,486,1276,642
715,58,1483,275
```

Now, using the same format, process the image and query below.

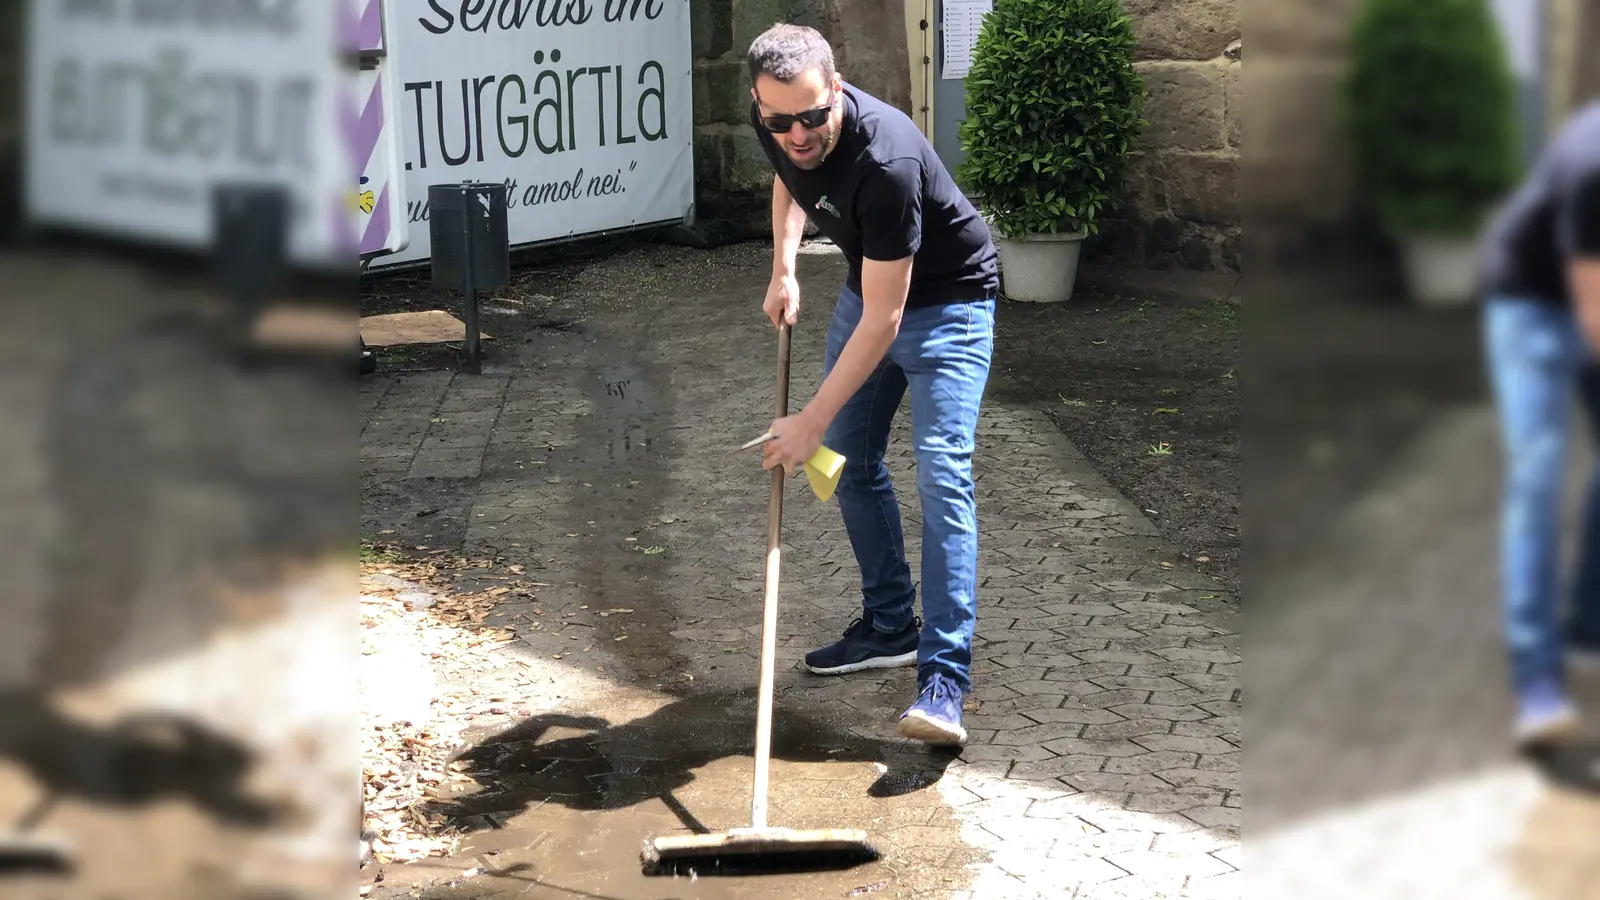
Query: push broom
640,322,878,876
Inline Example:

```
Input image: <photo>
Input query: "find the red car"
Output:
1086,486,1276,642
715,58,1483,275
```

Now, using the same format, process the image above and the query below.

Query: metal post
460,187,481,374
211,184,287,355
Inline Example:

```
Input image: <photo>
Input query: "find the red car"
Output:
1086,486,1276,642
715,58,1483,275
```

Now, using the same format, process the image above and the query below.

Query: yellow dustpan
802,445,845,502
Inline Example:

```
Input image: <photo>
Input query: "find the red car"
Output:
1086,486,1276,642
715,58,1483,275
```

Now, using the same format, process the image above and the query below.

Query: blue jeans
822,285,995,692
1484,295,1600,695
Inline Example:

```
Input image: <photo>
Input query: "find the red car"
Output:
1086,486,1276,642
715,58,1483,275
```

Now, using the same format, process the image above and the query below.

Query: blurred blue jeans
1484,295,1600,696
822,285,995,692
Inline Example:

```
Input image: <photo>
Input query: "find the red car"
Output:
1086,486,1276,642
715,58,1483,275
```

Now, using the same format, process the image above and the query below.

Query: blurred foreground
1245,271,1600,898
0,244,357,899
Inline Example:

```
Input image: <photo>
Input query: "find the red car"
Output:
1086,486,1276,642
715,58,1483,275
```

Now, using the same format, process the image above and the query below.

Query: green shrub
1343,0,1521,237
957,0,1147,240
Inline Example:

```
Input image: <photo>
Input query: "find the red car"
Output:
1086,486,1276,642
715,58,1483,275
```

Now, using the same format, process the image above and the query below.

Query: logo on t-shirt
816,195,841,218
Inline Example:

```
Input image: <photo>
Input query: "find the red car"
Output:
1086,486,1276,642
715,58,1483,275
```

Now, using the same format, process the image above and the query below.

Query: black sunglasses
754,89,835,133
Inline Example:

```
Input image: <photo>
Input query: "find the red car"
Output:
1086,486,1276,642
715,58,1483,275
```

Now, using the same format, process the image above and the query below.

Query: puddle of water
596,365,655,463
1513,739,1600,900
556,358,693,688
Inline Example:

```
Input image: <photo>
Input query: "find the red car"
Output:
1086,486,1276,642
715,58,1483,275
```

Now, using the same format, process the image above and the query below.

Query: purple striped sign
357,0,383,53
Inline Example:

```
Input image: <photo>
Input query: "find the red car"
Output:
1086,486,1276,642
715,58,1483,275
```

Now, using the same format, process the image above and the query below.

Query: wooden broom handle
750,322,790,830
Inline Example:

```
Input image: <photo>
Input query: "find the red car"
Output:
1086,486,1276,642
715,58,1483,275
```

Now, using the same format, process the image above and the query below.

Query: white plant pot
1397,231,1481,308
996,232,1085,303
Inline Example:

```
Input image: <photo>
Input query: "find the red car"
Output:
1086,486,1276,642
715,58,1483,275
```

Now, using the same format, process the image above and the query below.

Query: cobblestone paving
360,246,1240,899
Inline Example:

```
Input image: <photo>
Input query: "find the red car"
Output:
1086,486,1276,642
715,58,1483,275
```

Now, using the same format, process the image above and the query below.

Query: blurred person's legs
1485,295,1588,743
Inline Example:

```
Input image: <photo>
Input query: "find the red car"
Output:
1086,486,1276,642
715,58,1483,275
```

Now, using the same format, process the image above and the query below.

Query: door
931,0,991,188
905,0,933,139
1487,0,1545,160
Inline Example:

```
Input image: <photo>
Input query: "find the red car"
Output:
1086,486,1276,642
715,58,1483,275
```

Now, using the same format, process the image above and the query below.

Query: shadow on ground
0,690,288,875
1525,740,1600,796
427,689,957,836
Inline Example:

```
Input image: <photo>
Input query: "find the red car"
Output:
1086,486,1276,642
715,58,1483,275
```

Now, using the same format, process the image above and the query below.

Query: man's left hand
761,411,825,475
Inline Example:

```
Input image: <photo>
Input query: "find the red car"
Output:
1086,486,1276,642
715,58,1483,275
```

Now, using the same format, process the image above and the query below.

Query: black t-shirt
752,83,999,308
1480,102,1600,304
1576,166,1600,257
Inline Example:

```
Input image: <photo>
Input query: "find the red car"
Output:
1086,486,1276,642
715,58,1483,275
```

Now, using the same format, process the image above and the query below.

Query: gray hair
746,23,836,83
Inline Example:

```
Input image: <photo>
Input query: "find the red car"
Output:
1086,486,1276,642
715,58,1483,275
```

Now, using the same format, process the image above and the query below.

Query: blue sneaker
804,617,918,675
898,671,968,746
1514,680,1580,748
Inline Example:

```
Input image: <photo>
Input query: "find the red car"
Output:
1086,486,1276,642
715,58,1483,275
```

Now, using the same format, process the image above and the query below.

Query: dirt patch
987,291,1241,592
1244,300,1489,580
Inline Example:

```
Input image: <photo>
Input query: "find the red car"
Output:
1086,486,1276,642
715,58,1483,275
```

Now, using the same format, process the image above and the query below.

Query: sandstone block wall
1549,0,1600,119
1243,0,1389,267
1085,0,1241,273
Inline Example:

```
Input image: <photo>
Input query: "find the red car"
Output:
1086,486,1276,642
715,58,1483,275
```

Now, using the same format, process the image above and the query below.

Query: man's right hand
765,272,801,328
1573,259,1600,354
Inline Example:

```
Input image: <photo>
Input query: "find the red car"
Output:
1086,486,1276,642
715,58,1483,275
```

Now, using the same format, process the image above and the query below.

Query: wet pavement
360,244,1240,900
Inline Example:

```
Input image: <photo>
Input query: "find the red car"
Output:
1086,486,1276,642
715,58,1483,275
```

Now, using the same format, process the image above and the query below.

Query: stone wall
1582,3,1600,102
1087,0,1242,272
1550,0,1600,116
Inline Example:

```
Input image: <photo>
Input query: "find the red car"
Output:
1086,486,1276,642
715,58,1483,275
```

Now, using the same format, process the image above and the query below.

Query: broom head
641,826,880,876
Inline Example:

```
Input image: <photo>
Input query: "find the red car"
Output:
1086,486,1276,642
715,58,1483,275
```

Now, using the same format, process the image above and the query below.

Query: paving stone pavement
360,245,1241,899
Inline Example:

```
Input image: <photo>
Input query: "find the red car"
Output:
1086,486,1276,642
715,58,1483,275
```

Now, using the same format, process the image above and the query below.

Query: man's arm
804,256,914,424
773,175,807,277
1569,166,1600,351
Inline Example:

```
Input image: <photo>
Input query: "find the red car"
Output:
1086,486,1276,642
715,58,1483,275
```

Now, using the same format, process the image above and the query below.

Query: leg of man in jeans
803,286,994,746
895,296,994,744
1485,294,1589,744
801,288,919,674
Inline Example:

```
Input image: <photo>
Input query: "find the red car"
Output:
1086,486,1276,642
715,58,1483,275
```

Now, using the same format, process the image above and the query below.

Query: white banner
23,0,354,269
368,0,697,269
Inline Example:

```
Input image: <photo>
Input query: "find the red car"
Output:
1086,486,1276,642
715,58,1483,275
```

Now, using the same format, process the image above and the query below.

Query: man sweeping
1480,100,1600,747
746,24,999,746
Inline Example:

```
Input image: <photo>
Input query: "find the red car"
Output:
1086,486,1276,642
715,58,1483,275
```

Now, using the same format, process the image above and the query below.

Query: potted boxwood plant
1343,0,1521,307
958,0,1146,303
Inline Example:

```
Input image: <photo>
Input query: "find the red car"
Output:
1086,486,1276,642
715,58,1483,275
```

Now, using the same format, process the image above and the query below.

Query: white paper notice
941,0,993,80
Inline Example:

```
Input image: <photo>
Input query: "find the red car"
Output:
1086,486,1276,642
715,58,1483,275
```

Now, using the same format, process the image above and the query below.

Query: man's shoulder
842,88,929,193
845,83,909,118
1566,101,1600,135
846,84,927,149
1551,104,1600,172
